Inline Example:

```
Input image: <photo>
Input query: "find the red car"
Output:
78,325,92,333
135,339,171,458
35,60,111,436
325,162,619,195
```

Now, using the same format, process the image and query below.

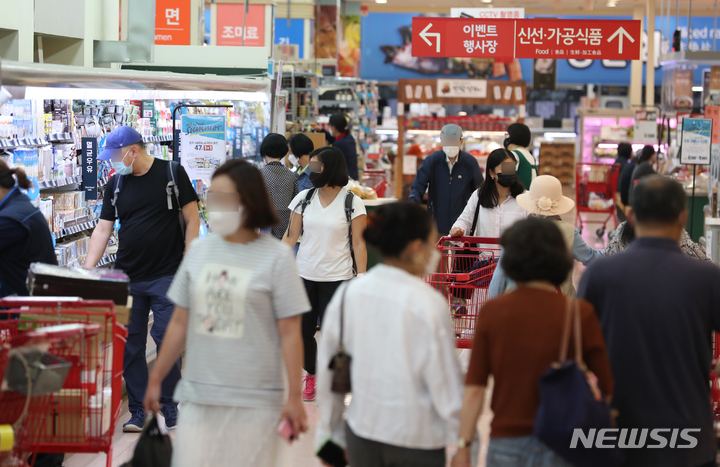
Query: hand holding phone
278,417,296,443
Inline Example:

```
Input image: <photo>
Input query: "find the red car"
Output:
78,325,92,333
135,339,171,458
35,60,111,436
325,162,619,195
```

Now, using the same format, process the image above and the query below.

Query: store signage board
217,4,266,47
180,115,227,180
411,18,641,60
155,0,191,45
399,78,525,105
437,79,487,98
633,110,658,143
451,8,524,19
82,138,98,201
681,118,713,165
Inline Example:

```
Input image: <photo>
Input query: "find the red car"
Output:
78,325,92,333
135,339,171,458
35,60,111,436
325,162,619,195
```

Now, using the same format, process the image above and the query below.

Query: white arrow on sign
420,23,441,53
607,27,635,54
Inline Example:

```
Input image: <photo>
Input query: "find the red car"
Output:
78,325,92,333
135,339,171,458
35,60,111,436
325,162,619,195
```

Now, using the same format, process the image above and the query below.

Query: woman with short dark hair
318,113,360,180
145,159,310,467
283,147,367,401
451,217,614,467
316,202,463,467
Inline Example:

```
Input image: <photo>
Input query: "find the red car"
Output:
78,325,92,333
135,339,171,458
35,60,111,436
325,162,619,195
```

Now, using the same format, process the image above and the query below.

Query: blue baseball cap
98,126,144,161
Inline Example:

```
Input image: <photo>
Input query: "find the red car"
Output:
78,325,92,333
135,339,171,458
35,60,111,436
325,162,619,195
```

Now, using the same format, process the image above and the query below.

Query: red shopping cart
0,299,127,467
425,237,501,349
362,169,391,198
575,162,622,238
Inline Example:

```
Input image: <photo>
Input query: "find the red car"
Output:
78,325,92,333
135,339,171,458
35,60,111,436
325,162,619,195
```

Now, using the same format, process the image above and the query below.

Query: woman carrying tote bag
451,217,614,467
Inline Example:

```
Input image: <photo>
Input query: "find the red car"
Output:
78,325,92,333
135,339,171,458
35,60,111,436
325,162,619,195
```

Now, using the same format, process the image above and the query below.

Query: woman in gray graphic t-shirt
145,160,311,467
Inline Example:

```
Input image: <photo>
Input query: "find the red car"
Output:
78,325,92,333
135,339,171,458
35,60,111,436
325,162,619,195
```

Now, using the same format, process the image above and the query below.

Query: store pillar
645,0,656,106
630,5,645,107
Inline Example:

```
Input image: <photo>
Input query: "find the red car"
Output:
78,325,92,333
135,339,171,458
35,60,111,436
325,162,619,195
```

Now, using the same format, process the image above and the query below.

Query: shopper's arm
452,385,486,467
450,191,479,237
144,306,188,414
614,192,625,214
408,157,432,203
84,219,114,269
278,315,309,434
488,251,507,299
572,228,604,265
182,201,200,253
283,212,302,247
351,214,367,274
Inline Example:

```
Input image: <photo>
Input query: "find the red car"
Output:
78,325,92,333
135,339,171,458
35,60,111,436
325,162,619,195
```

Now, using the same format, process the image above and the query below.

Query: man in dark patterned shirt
260,133,299,239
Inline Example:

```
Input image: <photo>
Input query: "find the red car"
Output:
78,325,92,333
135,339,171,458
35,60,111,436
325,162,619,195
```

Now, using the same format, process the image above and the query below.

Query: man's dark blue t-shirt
578,237,720,467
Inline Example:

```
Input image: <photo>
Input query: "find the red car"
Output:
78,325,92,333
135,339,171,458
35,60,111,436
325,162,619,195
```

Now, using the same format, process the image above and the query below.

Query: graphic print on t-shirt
193,263,251,338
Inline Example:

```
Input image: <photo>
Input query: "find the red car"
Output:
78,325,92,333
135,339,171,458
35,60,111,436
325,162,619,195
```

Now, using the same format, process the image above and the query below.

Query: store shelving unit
37,175,83,189
281,71,319,129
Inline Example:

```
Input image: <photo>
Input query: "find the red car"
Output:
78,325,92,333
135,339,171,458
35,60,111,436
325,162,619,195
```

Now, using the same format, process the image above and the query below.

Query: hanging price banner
180,115,227,180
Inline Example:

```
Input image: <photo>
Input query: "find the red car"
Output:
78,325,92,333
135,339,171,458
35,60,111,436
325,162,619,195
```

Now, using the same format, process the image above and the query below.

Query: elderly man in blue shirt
408,124,483,235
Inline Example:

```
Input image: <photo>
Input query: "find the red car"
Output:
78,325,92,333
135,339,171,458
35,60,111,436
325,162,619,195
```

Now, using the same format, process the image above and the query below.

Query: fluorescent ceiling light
375,0,387,4
692,86,704,92
458,111,468,116
481,0,492,3
544,132,577,138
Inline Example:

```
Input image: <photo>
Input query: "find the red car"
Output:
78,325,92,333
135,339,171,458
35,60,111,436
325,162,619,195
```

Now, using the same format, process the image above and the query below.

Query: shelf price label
82,137,98,200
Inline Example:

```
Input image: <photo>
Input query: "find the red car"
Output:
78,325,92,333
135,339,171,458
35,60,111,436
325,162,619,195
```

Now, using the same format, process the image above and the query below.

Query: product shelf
97,254,116,267
47,133,75,143
38,175,83,190
0,137,49,149
142,135,173,143
53,219,98,241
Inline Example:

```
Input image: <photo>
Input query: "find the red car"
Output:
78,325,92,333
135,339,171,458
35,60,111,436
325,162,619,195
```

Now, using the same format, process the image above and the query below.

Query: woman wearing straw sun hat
489,175,603,297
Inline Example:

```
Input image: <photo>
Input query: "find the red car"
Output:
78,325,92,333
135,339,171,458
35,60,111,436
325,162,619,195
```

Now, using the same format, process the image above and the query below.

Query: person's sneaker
303,374,316,402
162,405,179,431
123,409,145,433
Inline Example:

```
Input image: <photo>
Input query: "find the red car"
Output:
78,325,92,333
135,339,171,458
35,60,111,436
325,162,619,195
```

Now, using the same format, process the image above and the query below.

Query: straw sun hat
517,175,575,216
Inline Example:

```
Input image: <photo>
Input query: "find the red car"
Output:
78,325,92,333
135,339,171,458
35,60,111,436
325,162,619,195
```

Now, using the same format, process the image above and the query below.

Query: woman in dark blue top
320,113,359,181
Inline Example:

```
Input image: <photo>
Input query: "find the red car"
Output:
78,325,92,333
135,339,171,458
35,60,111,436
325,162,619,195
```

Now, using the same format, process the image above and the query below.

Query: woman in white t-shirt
284,146,367,402
145,160,310,467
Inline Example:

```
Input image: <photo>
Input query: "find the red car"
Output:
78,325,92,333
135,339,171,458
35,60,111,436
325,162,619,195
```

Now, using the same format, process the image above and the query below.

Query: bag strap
288,188,316,238
559,299,583,364
111,174,124,219
338,283,349,353
345,191,357,277
167,161,186,237
469,188,481,236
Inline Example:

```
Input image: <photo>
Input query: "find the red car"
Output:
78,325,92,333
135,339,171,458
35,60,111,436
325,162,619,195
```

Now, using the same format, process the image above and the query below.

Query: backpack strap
287,188,316,238
111,174,124,220
167,161,186,237
345,191,357,277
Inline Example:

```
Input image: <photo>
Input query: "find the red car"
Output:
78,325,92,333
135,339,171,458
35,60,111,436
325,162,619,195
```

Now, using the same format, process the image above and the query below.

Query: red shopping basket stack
575,162,621,238
0,299,127,467
425,237,500,349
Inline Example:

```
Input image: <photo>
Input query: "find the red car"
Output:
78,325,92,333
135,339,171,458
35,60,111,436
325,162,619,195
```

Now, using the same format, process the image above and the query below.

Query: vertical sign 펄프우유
155,0,191,45
681,118,713,165
216,4,265,47
82,138,98,200
180,115,226,180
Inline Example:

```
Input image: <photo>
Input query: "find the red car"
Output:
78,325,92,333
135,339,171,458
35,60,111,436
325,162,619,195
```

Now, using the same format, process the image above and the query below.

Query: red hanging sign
411,17,641,61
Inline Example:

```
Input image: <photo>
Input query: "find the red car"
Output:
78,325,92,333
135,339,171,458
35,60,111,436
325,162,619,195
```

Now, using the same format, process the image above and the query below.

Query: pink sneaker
303,374,316,401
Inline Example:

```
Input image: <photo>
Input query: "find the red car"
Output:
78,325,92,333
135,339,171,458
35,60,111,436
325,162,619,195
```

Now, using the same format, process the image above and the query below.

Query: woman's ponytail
0,158,32,189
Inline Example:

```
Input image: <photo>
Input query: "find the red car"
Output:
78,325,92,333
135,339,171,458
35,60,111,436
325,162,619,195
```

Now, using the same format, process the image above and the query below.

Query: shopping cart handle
437,236,500,247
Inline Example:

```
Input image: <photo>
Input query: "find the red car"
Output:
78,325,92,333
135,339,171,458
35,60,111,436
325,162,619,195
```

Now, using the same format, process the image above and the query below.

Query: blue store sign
275,18,305,58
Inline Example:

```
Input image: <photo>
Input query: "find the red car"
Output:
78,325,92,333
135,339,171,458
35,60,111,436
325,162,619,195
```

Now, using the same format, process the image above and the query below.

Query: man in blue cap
408,124,483,234
85,126,200,432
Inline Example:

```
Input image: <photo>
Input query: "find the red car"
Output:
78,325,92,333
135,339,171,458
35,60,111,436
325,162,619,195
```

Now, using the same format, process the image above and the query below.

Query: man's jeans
125,275,181,414
486,437,573,467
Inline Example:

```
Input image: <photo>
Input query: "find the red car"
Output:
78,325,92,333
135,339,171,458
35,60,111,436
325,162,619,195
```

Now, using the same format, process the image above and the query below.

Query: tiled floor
64,191,616,467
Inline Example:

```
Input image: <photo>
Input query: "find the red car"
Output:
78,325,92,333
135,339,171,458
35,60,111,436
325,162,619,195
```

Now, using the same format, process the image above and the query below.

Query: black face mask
497,174,517,188
309,172,323,187
503,138,510,148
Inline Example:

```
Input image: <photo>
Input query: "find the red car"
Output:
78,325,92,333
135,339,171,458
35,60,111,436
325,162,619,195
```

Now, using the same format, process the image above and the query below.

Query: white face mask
444,146,460,159
288,154,299,167
208,207,245,236
424,249,441,276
